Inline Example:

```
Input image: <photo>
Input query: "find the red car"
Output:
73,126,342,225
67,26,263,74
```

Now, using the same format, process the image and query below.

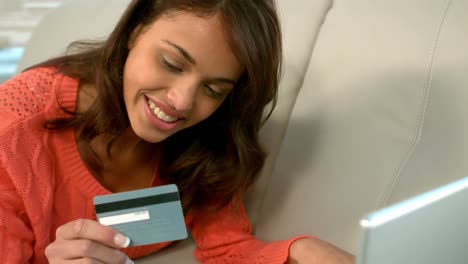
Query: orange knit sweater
0,67,304,263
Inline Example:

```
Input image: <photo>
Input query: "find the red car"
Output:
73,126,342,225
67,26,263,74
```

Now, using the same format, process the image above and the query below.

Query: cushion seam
377,0,453,209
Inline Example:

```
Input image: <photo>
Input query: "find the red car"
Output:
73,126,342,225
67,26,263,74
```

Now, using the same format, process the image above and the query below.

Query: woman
0,0,354,263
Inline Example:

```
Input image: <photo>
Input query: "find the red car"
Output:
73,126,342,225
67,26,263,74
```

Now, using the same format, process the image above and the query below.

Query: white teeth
154,107,160,115
157,111,166,119
147,100,178,123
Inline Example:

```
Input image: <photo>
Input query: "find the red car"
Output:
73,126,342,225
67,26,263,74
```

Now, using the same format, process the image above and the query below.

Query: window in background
0,0,65,83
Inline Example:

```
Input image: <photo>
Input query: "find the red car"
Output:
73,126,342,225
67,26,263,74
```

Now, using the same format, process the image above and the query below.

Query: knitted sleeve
0,68,59,263
0,165,35,263
190,199,308,264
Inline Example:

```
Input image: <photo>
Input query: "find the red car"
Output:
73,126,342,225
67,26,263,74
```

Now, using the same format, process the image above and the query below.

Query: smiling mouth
146,99,179,123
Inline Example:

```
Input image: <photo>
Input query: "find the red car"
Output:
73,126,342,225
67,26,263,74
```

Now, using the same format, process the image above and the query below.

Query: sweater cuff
262,235,313,264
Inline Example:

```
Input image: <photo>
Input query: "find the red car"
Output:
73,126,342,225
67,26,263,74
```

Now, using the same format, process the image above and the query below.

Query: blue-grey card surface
93,184,188,246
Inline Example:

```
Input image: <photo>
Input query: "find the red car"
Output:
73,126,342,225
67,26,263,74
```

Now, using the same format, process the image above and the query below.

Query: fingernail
125,257,134,264
114,233,131,248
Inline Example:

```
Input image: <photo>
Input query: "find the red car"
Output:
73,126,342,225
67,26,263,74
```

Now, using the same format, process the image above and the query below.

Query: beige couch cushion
385,0,468,205
255,0,468,254
17,0,129,72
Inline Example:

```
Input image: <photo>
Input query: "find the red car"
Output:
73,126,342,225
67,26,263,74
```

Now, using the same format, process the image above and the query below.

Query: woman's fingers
46,219,134,264
55,218,130,248
63,259,106,264
45,238,129,263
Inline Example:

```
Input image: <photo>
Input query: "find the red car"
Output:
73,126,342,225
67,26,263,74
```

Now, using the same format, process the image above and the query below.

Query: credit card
93,184,188,246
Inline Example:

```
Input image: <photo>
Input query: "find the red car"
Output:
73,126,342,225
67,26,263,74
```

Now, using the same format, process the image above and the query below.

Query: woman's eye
160,56,183,73
204,85,223,99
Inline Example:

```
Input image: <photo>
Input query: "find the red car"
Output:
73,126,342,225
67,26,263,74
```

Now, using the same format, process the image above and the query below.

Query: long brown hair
34,0,282,213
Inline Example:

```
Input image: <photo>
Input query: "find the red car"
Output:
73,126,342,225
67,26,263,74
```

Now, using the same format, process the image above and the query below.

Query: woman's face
123,11,243,143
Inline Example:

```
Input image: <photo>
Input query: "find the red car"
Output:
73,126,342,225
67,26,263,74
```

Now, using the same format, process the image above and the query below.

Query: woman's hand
288,237,355,264
45,218,134,264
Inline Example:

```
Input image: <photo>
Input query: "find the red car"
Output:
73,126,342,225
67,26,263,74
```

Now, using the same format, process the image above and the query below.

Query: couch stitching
377,0,452,209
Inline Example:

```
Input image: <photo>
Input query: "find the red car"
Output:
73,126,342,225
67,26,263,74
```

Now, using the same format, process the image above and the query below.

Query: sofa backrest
254,0,468,253
17,0,128,71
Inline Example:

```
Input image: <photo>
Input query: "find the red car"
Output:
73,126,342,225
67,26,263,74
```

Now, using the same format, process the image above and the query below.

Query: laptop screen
356,176,468,264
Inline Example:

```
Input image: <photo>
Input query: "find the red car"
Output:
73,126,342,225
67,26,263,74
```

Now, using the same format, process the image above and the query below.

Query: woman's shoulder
0,68,63,190
1,67,65,115
0,66,79,130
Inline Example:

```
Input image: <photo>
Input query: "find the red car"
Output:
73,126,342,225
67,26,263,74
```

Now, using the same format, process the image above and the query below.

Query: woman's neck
77,83,160,192
85,129,160,192
77,82,157,170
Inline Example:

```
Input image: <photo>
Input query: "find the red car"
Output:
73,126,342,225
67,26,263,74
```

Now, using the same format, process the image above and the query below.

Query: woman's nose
166,80,198,112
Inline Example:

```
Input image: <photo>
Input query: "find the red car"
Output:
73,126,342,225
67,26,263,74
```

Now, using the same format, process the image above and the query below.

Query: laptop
356,176,468,264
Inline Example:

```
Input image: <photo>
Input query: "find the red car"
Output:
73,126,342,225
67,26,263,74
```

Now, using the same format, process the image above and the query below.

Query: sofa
16,0,468,262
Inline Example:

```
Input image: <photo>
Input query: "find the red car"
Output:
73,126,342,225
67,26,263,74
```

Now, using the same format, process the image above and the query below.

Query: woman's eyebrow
209,77,237,85
162,39,196,65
